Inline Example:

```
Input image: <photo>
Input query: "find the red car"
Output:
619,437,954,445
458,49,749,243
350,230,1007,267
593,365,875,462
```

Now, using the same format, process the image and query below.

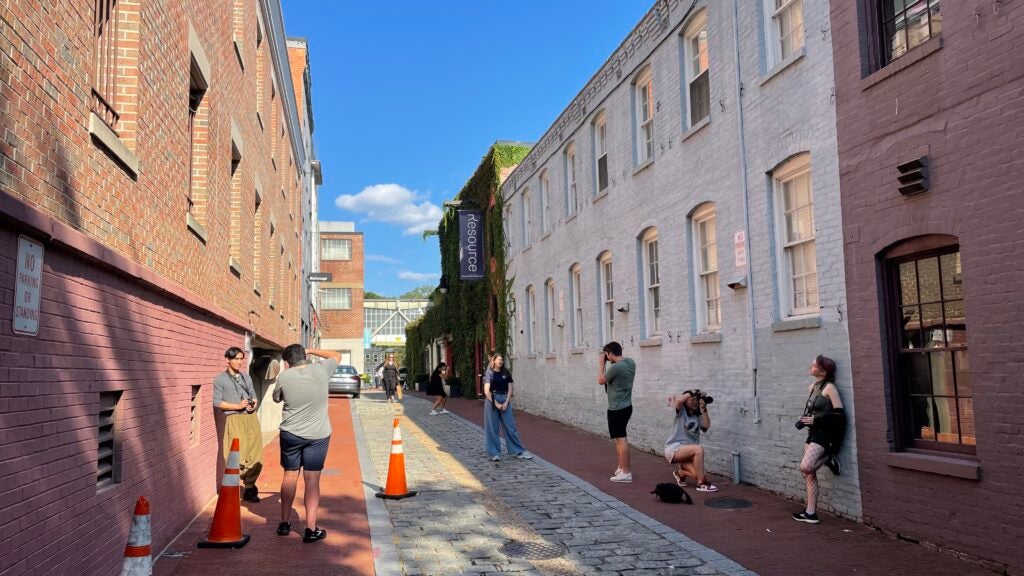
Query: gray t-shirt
666,408,703,446
604,357,636,411
213,371,256,415
273,358,337,440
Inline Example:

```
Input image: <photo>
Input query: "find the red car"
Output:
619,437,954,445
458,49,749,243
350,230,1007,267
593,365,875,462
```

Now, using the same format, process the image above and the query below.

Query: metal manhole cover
704,497,753,509
499,540,567,560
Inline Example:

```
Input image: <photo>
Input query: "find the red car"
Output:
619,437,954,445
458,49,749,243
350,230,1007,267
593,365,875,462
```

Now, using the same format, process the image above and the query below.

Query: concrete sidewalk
418,391,996,576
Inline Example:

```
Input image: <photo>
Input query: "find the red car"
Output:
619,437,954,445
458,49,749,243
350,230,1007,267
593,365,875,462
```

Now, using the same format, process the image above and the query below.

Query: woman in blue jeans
483,354,533,461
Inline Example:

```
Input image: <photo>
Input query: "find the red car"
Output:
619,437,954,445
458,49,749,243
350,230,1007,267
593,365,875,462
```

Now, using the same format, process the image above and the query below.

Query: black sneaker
303,527,327,543
825,455,841,476
242,487,261,503
277,522,291,536
792,511,820,524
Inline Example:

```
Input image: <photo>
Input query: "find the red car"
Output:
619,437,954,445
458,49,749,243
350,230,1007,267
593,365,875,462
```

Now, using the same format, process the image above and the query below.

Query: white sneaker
439,409,451,414
429,410,439,415
490,455,500,462
516,452,534,460
610,471,633,483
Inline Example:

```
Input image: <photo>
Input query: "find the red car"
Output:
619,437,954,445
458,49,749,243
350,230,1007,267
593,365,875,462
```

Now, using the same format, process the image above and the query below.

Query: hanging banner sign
458,210,485,281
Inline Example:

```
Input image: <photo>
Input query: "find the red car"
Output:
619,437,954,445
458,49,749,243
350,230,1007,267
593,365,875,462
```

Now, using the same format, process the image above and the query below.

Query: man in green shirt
597,341,636,483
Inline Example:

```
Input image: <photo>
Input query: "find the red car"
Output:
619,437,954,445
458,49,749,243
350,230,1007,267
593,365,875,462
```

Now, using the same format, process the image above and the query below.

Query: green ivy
405,142,531,396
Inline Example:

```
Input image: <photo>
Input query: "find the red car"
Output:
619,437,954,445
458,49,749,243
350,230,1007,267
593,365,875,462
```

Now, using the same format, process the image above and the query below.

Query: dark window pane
953,350,971,397
917,257,940,303
885,16,907,61
900,305,923,348
939,252,961,299
910,396,934,440
958,398,975,445
900,353,932,395
598,155,608,191
943,300,966,347
690,70,710,125
930,351,954,396
921,303,944,346
930,0,942,36
898,261,918,304
932,396,957,441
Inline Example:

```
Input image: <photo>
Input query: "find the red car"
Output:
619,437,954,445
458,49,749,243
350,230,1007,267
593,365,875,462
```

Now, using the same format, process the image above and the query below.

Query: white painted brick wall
502,0,861,518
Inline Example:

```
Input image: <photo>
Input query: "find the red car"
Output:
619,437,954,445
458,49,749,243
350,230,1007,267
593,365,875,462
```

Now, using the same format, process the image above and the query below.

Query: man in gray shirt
212,347,263,502
272,344,340,543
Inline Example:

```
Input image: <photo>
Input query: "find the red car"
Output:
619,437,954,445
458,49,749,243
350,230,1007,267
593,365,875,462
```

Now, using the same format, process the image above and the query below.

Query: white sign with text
14,236,44,336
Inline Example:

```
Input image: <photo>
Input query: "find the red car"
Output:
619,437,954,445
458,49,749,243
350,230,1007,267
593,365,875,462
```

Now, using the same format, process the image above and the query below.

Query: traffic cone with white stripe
375,418,417,500
197,438,251,548
120,496,152,576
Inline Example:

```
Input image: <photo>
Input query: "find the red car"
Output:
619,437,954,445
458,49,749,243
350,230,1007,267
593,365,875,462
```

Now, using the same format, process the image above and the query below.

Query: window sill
540,231,552,241
681,117,710,142
632,157,654,177
186,213,208,243
253,283,262,297
771,316,821,332
861,36,943,91
569,347,585,355
760,48,806,87
566,212,578,224
690,332,722,344
886,450,980,480
256,111,264,131
522,245,532,254
544,353,556,360
509,354,519,360
233,40,245,70
526,353,537,359
88,113,139,178
269,300,275,311
593,190,610,204
229,257,242,276
639,337,662,347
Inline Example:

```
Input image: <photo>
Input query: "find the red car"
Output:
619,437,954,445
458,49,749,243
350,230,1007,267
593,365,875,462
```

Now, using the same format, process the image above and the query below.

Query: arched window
598,252,615,343
593,111,609,194
772,153,818,317
564,143,578,217
640,228,661,336
544,279,556,353
633,67,655,165
692,203,720,332
682,10,709,127
539,170,551,236
526,286,536,354
569,264,583,347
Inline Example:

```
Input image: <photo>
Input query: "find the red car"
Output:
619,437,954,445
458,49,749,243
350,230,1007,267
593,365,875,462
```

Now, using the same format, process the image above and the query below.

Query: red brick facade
0,1,310,574
319,230,364,340
830,2,1024,573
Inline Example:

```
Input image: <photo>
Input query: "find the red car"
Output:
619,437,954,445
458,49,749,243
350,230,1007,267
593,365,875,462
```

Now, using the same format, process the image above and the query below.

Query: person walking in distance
598,341,636,482
427,362,450,415
793,355,846,524
272,344,341,543
382,354,400,404
482,354,533,461
212,347,263,503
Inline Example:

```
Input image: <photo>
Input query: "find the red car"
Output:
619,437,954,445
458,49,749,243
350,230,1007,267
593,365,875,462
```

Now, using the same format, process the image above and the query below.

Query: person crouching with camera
792,355,846,524
664,389,718,492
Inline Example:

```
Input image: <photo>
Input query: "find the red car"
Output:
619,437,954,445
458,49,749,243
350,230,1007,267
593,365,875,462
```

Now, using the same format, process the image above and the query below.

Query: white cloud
334,183,443,235
397,270,439,282
366,254,401,264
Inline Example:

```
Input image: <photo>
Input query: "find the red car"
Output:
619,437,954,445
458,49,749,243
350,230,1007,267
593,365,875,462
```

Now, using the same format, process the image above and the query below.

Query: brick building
0,1,316,574
501,0,860,515
829,1,1023,572
318,221,365,372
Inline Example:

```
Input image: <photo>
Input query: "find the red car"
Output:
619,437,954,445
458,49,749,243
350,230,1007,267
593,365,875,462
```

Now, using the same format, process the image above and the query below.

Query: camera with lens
795,419,807,430
246,398,256,410
688,389,714,405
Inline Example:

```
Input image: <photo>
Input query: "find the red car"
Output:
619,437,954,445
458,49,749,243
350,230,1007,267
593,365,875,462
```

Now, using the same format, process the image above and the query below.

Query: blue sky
281,1,653,297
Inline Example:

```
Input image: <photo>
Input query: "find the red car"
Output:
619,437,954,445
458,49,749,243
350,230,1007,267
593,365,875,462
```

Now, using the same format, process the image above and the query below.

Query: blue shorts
279,430,331,471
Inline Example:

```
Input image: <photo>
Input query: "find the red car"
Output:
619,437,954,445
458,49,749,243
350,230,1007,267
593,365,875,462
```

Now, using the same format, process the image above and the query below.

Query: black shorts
607,406,633,439
280,430,331,471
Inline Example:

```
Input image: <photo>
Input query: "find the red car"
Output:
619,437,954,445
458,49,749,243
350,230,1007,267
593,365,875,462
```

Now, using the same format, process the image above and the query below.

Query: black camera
795,420,806,430
689,389,714,404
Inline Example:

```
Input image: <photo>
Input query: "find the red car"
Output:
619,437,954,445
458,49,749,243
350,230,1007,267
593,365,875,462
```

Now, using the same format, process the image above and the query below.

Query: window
564,144,578,217
683,11,710,127
773,155,818,317
879,0,941,65
187,43,210,228
594,112,609,194
765,0,805,67
189,385,201,445
92,0,122,130
229,129,243,269
322,288,352,310
503,204,513,250
599,253,615,342
571,265,583,347
634,68,655,164
693,204,721,332
544,280,556,353
540,171,551,236
521,189,532,247
321,238,352,260
97,391,122,488
888,246,972,452
526,287,537,354
253,186,263,294
508,296,517,356
641,229,661,336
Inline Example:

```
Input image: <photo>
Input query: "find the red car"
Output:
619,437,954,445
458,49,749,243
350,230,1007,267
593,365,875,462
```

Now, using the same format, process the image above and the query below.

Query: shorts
664,442,683,463
806,429,829,450
607,405,633,439
279,430,331,471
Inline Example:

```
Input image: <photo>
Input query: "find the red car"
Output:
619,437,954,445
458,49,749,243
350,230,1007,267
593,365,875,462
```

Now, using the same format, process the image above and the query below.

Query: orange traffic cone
120,496,152,576
197,438,251,548
375,418,417,500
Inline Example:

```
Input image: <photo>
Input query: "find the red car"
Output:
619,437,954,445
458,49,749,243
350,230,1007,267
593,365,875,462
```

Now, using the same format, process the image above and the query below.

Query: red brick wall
830,2,1024,572
320,232,364,339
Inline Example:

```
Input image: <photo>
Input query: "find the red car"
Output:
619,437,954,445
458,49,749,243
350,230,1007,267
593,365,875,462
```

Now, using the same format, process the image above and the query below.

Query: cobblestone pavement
353,391,755,576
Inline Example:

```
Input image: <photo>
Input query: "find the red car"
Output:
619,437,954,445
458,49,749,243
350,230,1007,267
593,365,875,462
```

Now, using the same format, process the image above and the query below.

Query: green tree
364,290,387,300
400,285,435,299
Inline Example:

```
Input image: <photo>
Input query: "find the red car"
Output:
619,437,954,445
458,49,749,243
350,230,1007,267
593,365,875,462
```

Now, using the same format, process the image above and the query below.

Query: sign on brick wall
458,210,484,281
13,235,44,336
734,230,747,268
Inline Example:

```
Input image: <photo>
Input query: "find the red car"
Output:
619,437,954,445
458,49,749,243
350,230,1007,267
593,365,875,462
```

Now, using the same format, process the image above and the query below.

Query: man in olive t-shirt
597,341,636,483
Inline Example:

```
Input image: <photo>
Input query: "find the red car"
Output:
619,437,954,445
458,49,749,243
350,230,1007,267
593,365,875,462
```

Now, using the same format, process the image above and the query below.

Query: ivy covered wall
405,142,531,395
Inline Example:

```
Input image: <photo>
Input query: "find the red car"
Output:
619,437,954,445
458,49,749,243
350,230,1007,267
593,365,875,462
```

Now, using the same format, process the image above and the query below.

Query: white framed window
594,112,609,194
571,265,583,347
527,286,537,354
564,143,578,217
641,229,661,336
774,155,818,317
503,203,513,250
322,288,352,310
692,204,721,332
765,0,804,67
521,188,532,248
683,11,710,127
508,296,517,357
600,253,615,343
539,171,551,236
321,238,352,260
545,280,556,353
634,67,654,164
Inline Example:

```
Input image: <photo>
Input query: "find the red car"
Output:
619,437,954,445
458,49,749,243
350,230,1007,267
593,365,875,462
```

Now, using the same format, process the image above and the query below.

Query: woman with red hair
793,355,846,524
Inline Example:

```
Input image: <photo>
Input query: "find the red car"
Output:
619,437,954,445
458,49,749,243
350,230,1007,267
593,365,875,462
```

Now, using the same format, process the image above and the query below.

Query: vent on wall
97,391,123,488
190,385,201,445
897,156,930,196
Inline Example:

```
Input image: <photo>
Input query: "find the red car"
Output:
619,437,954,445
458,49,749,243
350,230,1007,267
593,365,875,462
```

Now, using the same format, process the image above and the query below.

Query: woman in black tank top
793,355,845,524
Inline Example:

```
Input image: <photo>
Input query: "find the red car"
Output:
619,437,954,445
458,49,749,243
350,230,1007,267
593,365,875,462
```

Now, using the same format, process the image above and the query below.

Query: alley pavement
153,389,998,576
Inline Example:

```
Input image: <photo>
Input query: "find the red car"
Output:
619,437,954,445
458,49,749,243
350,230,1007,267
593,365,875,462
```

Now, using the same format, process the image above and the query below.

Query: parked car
328,365,361,398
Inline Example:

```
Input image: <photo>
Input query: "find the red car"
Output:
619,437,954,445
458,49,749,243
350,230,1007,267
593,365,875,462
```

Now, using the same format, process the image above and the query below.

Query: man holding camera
213,346,264,503
664,390,718,492
597,342,636,483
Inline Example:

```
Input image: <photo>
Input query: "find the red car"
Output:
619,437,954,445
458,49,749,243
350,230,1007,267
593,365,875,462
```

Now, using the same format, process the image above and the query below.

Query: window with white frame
321,238,352,260
765,0,804,67
641,229,661,336
594,112,609,194
508,296,517,356
693,204,721,332
634,68,654,164
521,188,532,248
565,143,578,217
504,203,513,250
545,280,556,353
683,11,710,127
322,288,352,310
600,253,615,342
539,171,551,236
571,265,583,347
527,286,537,354
774,155,818,316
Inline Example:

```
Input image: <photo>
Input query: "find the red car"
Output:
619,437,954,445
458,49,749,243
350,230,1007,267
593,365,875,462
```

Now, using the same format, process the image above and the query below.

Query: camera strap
802,381,825,416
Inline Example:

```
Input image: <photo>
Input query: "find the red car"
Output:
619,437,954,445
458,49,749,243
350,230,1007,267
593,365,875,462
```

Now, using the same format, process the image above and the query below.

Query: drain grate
499,540,567,560
704,496,753,509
